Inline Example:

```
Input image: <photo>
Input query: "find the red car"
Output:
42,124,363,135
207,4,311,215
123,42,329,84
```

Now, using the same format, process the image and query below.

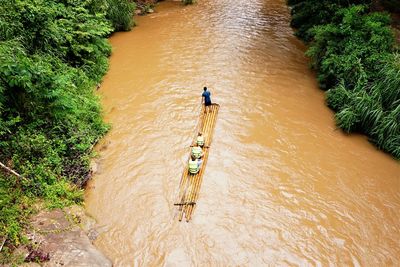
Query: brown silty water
85,0,400,265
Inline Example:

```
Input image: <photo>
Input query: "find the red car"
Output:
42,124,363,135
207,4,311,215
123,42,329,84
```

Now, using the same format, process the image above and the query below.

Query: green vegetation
306,6,394,89
106,0,136,31
0,0,135,260
287,0,400,159
288,0,371,41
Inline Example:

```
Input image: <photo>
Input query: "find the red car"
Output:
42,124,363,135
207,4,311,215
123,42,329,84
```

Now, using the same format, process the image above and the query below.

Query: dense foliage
106,0,136,31
288,0,372,41
0,0,135,253
288,1,399,159
306,5,394,89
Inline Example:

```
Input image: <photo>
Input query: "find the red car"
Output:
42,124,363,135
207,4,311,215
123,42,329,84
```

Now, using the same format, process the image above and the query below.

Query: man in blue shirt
202,87,212,113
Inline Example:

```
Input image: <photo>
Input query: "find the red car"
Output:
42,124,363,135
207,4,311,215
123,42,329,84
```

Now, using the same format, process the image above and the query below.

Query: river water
85,0,400,265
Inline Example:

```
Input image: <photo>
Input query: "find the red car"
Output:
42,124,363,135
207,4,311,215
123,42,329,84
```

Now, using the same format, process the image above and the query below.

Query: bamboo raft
174,103,220,222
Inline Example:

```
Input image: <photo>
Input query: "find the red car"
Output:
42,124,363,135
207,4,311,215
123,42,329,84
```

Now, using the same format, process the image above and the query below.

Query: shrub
0,0,130,253
106,0,136,31
335,107,360,133
373,105,400,157
288,0,372,41
326,82,353,111
327,56,400,158
306,5,394,89
371,54,400,111
288,1,400,159
0,173,32,245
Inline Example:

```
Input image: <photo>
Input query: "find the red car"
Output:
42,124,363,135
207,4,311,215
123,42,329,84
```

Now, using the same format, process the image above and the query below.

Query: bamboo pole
178,174,190,221
0,161,30,185
187,104,219,220
186,150,209,220
185,107,212,219
176,103,204,219
0,236,6,252
181,106,206,219
186,105,214,219
177,151,191,202
183,108,210,220
0,161,22,178
186,104,218,220
186,109,213,222
175,103,219,222
191,104,205,146
177,169,189,209
176,166,188,204
184,161,200,219
207,104,219,146
178,146,197,220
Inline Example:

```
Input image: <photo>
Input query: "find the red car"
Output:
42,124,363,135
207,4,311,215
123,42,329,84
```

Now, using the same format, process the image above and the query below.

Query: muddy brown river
85,0,400,265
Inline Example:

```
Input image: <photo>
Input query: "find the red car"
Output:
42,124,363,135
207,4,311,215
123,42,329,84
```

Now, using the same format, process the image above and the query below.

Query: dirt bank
7,206,110,267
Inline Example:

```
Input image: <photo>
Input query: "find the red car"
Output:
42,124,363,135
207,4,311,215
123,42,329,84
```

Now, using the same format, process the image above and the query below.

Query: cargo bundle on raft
174,103,220,222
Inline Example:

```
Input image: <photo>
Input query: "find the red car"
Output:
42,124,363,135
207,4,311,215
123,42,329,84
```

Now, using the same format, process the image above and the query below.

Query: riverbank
287,0,400,159
0,1,196,264
0,0,132,264
3,205,111,266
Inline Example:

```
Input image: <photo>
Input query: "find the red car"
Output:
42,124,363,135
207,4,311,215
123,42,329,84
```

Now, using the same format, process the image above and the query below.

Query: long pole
0,161,22,178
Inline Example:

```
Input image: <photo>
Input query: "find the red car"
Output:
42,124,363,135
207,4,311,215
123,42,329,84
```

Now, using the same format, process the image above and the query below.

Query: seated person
197,132,205,147
188,155,201,174
191,144,203,159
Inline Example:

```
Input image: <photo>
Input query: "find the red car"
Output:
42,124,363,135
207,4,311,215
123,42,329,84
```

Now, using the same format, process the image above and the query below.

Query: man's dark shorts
205,101,212,106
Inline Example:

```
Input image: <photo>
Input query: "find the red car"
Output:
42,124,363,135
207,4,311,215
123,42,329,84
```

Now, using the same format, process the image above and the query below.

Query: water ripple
86,0,400,266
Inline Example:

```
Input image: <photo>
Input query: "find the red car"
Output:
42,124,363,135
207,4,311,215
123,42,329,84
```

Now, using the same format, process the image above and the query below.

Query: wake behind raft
174,103,220,222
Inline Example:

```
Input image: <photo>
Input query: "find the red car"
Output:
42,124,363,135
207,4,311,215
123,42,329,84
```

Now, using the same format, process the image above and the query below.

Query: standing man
202,86,212,113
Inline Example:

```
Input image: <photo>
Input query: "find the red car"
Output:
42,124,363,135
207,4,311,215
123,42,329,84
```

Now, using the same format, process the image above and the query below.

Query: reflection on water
85,0,400,265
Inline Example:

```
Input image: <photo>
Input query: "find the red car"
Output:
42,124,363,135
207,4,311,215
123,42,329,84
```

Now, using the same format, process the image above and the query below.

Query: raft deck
175,103,220,222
